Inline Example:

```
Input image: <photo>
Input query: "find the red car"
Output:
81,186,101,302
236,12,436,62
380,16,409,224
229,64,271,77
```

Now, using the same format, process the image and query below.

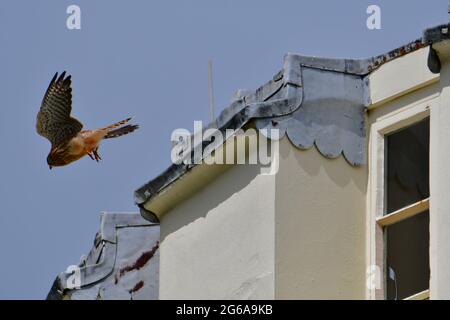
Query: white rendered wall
429,41,450,299
159,163,275,299
274,138,367,299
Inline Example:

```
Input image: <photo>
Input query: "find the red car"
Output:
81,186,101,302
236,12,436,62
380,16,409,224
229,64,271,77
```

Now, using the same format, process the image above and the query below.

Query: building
47,213,159,300
51,23,450,300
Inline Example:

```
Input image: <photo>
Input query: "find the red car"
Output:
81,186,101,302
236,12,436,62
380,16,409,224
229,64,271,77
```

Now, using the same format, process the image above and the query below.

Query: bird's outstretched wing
36,72,83,147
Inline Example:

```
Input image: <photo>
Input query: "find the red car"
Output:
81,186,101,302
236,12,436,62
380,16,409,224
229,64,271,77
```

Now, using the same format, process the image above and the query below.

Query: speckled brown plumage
36,72,139,168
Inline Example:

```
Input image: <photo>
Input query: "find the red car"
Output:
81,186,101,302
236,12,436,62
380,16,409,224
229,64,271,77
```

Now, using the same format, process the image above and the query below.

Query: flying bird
36,72,139,169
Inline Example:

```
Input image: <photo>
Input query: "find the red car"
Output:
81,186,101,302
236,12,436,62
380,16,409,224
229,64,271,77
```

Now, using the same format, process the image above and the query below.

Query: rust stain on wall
115,241,159,284
129,281,144,294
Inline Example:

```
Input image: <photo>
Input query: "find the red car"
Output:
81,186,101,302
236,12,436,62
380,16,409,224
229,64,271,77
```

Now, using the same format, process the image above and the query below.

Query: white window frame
367,97,435,300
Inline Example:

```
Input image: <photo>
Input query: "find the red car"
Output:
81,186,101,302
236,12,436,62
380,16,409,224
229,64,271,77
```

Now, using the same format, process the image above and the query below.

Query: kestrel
36,72,139,169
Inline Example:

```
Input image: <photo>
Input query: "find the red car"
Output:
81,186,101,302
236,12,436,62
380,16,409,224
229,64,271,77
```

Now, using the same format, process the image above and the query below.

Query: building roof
135,35,431,222
47,212,159,300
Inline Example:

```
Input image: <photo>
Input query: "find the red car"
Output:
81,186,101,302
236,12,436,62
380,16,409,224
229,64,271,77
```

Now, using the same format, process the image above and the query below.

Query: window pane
386,118,429,213
386,211,430,300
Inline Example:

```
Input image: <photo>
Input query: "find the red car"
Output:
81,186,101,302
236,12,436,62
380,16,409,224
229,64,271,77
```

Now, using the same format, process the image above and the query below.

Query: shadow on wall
160,135,368,241
282,136,367,193
159,162,263,242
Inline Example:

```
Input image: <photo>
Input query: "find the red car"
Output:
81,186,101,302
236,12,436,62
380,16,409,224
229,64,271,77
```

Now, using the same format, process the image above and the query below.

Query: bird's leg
87,152,96,161
93,148,102,161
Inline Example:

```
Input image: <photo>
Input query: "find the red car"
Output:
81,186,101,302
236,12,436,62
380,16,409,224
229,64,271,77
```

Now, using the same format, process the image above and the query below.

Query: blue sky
0,0,447,299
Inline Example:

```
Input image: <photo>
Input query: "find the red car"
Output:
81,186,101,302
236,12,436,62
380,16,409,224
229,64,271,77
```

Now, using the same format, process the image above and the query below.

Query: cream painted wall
274,137,367,299
369,47,439,109
159,162,275,299
429,41,450,299
157,135,367,299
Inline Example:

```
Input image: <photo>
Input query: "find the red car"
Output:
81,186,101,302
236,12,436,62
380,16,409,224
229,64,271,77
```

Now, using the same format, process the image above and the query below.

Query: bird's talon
93,149,102,161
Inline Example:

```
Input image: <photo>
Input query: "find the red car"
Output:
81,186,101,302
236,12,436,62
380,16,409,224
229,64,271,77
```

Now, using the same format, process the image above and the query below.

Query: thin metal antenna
208,60,216,124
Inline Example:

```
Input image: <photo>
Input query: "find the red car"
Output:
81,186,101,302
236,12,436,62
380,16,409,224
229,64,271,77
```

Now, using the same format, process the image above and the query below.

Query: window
368,101,432,300
382,119,429,300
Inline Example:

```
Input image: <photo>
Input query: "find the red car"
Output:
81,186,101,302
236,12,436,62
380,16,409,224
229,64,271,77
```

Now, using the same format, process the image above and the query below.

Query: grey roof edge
287,38,425,75
47,212,157,299
134,37,429,216
422,23,450,73
423,23,450,45
135,55,303,209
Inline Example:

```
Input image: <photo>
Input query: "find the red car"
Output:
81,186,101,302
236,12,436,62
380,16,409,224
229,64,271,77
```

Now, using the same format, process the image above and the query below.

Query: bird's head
47,149,64,169
46,146,70,169
46,153,55,170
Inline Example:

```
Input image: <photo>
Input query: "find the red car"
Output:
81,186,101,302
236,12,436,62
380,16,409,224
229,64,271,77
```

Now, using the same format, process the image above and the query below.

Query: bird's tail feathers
103,117,139,139
104,124,139,139
103,117,132,131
